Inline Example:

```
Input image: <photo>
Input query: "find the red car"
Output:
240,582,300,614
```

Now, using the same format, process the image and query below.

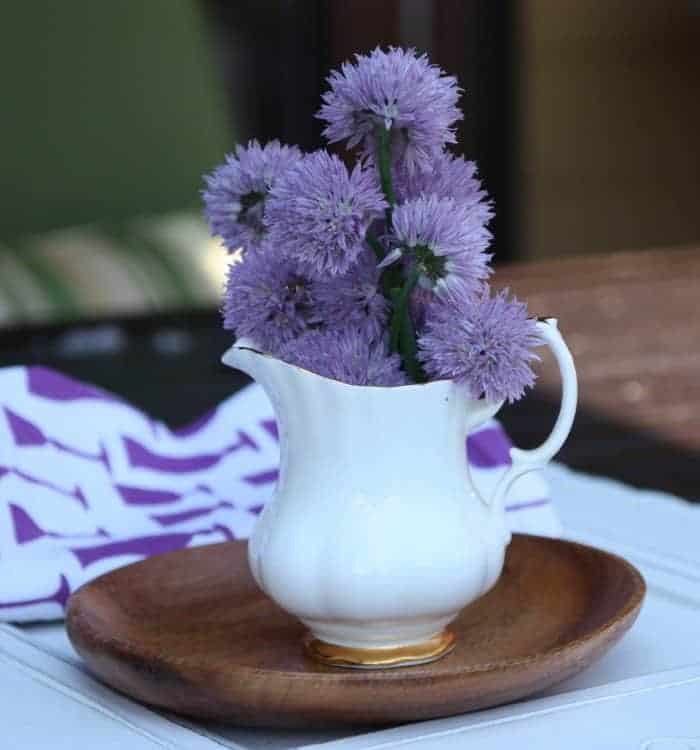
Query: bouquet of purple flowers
203,48,541,403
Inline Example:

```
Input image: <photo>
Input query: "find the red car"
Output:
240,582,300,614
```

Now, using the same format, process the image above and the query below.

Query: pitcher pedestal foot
304,630,456,669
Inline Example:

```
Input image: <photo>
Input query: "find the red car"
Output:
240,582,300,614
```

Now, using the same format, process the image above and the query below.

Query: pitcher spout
222,338,326,443
222,338,289,392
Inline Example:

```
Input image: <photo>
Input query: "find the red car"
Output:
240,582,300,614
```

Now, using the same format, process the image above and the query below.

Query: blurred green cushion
0,215,227,327
0,1,232,239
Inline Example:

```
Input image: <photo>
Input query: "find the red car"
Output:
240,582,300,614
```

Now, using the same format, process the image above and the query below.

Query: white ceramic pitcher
223,318,577,668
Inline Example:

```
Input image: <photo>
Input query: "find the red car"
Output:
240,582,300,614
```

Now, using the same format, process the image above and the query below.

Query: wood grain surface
66,535,645,729
496,246,700,498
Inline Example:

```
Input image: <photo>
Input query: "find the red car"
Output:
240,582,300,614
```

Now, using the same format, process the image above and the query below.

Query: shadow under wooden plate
66,534,645,728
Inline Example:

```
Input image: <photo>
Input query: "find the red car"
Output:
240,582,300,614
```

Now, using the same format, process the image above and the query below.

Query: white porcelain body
223,319,577,650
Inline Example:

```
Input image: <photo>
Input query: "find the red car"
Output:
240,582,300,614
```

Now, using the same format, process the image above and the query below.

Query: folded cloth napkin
0,366,559,622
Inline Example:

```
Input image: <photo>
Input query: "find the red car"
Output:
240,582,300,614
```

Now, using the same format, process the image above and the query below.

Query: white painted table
2,463,699,749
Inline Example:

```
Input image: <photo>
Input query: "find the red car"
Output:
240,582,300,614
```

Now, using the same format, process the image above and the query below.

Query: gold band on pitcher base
304,630,456,669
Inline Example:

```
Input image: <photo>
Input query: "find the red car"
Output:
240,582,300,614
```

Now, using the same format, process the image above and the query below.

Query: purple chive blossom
313,251,389,342
222,243,318,354
390,195,492,300
202,140,302,252
265,150,386,279
278,329,409,386
418,288,543,403
318,47,462,173
394,150,494,227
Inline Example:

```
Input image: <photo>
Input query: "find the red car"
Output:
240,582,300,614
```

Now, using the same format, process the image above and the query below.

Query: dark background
2,1,698,258
0,1,698,499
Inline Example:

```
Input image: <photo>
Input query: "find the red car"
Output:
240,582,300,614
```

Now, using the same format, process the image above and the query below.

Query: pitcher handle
489,318,578,510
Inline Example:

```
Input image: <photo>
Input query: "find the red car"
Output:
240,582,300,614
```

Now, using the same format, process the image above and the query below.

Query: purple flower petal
391,195,492,300
317,47,462,173
265,150,386,279
202,139,302,253
278,328,409,386
418,287,542,403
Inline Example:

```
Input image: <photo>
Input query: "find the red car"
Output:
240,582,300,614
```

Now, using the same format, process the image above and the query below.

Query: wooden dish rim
67,534,646,683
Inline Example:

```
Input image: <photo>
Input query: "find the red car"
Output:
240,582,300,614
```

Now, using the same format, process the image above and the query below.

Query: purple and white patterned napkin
0,366,559,622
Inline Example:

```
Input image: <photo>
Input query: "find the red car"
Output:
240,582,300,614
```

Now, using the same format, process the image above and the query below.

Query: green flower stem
389,267,419,353
399,303,427,383
373,124,400,289
375,125,426,381
376,126,396,225
366,232,403,301
381,263,402,300
365,232,385,262
365,232,401,297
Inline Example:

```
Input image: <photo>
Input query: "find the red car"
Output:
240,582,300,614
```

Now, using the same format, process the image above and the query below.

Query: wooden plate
66,534,645,728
